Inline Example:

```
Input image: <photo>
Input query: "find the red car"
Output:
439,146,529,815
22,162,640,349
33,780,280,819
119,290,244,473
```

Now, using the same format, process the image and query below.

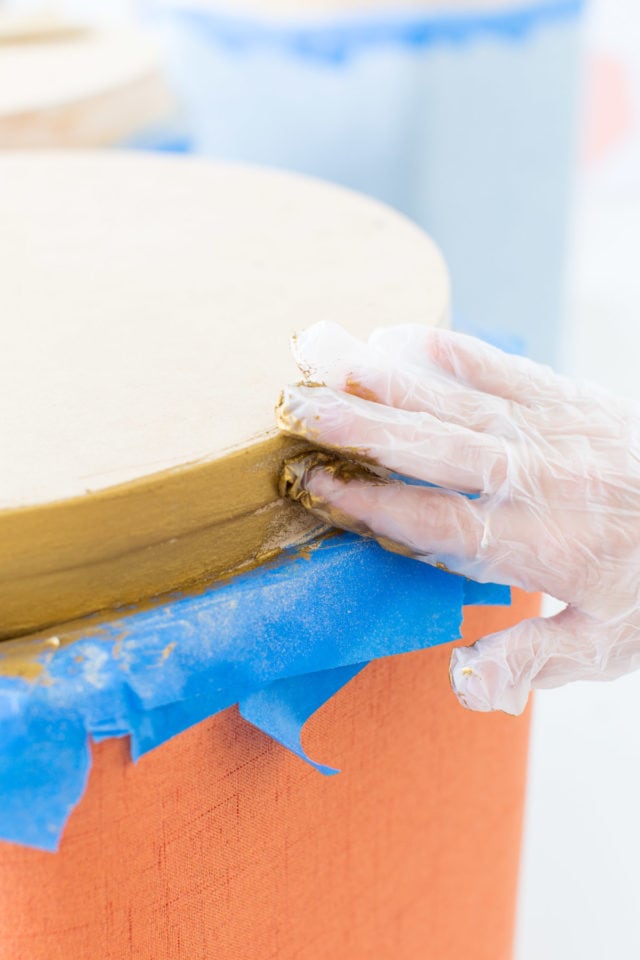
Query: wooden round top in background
0,152,449,637
0,26,171,147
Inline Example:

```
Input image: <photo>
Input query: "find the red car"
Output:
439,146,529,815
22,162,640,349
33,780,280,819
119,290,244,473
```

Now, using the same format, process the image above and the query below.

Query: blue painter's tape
238,578,509,776
240,662,368,775
0,700,91,852
463,579,511,607
0,533,509,850
171,1,584,63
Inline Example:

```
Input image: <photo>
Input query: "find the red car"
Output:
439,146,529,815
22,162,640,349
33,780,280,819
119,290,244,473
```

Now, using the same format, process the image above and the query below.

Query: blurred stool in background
153,0,585,365
0,14,173,147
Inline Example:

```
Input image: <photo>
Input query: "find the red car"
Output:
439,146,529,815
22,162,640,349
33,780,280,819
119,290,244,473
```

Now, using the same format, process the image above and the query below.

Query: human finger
282,456,496,579
420,328,572,406
277,384,508,495
449,606,640,714
294,321,520,437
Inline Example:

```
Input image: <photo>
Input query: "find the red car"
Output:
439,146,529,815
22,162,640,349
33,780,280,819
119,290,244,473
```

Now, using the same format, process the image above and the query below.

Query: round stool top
0,26,170,147
0,152,448,638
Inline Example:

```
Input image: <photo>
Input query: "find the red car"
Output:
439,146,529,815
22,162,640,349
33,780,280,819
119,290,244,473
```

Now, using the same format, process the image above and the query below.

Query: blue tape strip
463,579,511,606
0,534,509,850
172,1,584,63
240,662,368,775
238,578,509,773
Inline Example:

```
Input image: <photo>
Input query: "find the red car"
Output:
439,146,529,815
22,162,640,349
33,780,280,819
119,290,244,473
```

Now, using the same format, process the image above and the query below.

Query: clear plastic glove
276,321,640,715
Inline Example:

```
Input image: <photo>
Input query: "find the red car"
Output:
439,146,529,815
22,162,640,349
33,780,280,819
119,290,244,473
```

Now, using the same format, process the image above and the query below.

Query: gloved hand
276,321,640,715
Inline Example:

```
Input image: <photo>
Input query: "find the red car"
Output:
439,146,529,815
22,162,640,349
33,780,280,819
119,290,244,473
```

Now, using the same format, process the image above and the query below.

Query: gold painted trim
0,432,319,640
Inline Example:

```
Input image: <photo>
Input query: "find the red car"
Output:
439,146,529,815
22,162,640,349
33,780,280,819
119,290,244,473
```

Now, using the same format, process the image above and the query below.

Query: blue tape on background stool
0,533,509,850
171,0,584,63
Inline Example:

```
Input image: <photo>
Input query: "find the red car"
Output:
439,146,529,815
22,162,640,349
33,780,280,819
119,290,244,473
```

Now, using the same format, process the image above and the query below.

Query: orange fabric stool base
0,590,538,960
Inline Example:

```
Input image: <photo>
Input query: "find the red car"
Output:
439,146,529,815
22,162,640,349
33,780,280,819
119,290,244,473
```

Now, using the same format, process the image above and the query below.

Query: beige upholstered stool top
0,152,449,637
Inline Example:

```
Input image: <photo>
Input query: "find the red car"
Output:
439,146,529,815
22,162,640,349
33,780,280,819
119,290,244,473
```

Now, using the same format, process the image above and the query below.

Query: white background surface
515,1,640,956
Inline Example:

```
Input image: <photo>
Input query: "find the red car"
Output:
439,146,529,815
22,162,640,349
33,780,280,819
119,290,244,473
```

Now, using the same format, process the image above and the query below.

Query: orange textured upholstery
0,590,538,960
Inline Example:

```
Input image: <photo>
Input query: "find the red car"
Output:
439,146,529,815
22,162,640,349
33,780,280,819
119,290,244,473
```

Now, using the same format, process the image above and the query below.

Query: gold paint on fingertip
279,451,421,562
299,380,326,390
280,452,466,575
279,451,388,502
274,383,327,441
275,391,312,440
344,376,380,404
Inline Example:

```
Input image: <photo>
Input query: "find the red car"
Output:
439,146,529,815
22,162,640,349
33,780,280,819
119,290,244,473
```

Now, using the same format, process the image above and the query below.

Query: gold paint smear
160,641,176,663
281,451,456,573
0,615,121,681
344,377,380,404
0,633,65,681
0,432,317,641
280,450,389,504
0,509,332,680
